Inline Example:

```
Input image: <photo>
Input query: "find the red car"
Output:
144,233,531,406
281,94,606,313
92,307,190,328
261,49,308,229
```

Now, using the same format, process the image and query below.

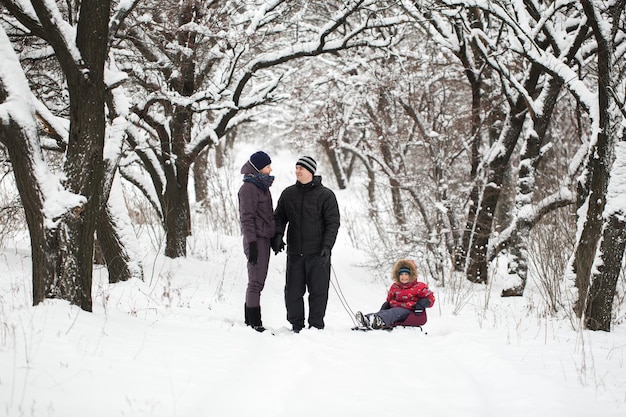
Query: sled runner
351,325,394,331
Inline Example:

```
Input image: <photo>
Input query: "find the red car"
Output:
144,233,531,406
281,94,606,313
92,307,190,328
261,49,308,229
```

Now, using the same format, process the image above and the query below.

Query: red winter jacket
386,280,435,310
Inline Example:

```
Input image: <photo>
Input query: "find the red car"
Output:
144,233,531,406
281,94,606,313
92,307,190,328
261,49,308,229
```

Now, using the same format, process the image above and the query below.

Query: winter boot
244,303,250,326
246,305,266,333
370,314,386,329
355,311,370,328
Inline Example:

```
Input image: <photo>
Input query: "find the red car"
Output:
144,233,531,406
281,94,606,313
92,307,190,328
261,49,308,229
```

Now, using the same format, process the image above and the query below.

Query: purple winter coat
238,161,276,244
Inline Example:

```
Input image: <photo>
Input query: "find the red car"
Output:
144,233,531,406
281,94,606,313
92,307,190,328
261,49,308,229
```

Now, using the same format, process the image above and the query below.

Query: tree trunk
17,0,112,311
193,148,209,203
575,0,623,329
503,77,563,296
502,128,538,296
0,119,53,306
2,80,99,310
97,175,144,283
164,185,191,258
465,109,527,284
163,144,191,258
453,29,483,272
467,117,525,283
0,5,111,311
464,182,497,283
585,214,626,331
51,0,110,311
390,178,406,227
324,139,348,190
215,129,235,169
462,54,544,283
161,1,196,257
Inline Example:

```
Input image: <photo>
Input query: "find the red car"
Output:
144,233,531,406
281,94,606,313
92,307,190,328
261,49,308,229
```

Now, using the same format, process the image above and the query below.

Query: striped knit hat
296,156,317,175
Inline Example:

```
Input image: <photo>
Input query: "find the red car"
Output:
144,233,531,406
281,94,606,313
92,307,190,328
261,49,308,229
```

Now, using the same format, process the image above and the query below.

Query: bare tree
405,1,625,329
0,0,141,311
573,0,626,331
113,0,404,258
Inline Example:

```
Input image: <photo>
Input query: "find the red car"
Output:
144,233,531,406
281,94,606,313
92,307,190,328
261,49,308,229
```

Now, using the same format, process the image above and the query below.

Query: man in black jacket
272,156,340,331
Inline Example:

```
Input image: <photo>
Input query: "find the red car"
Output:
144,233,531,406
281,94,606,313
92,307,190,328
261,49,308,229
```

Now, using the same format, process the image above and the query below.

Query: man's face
295,165,313,183
259,164,272,175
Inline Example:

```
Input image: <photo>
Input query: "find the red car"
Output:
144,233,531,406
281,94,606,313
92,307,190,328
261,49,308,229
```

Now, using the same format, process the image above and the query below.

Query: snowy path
1,242,624,417
3,299,623,417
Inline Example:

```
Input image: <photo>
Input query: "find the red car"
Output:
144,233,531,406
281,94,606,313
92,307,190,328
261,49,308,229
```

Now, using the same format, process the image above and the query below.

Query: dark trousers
244,237,271,307
285,253,331,329
371,307,411,326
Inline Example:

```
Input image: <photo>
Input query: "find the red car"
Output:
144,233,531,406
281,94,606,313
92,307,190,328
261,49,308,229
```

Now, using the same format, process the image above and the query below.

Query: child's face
399,272,411,283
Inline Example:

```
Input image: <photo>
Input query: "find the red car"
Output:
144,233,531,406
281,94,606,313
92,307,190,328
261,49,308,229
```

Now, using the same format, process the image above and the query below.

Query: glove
380,301,391,310
414,297,430,314
320,246,331,265
248,241,258,265
270,235,285,255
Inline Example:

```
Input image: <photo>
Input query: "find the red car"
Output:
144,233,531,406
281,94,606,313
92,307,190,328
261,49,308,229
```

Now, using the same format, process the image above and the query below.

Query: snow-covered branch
28,0,86,77
109,0,141,40
0,26,85,228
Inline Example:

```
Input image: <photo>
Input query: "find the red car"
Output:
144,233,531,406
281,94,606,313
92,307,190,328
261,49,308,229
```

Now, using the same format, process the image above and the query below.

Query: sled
394,310,427,328
351,311,428,332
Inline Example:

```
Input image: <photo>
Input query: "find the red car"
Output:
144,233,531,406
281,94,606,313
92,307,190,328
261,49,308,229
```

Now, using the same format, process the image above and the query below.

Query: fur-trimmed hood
391,259,418,283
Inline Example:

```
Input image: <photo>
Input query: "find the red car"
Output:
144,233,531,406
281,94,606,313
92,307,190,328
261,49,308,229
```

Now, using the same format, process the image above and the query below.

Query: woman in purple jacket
238,151,276,332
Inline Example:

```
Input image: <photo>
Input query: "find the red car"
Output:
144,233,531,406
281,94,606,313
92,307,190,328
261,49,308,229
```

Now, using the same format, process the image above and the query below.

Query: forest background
0,0,625,373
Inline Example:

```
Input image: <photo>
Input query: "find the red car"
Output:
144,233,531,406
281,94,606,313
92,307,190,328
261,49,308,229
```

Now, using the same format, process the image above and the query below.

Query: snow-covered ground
1,224,625,417
1,147,625,417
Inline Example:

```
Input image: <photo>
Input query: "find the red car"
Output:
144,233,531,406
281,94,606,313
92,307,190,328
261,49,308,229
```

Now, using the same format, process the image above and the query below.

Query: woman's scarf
243,173,275,191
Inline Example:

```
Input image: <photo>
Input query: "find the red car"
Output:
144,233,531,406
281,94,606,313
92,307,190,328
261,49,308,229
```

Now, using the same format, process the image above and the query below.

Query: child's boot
355,311,370,328
370,314,386,329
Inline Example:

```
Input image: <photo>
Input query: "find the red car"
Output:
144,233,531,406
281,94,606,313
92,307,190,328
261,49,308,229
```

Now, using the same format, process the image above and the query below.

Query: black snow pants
284,253,331,330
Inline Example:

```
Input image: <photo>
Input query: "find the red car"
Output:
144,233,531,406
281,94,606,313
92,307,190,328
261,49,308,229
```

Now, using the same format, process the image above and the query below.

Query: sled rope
330,265,360,327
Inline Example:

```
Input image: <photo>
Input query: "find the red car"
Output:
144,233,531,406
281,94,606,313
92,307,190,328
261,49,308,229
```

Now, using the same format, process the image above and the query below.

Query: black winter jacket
274,176,340,256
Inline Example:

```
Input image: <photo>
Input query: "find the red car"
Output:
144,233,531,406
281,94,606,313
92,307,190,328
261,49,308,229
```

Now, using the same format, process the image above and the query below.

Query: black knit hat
398,267,411,276
249,151,271,171
296,156,317,175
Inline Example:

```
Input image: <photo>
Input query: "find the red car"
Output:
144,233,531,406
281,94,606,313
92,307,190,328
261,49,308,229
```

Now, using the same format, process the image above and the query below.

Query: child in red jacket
355,259,435,329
